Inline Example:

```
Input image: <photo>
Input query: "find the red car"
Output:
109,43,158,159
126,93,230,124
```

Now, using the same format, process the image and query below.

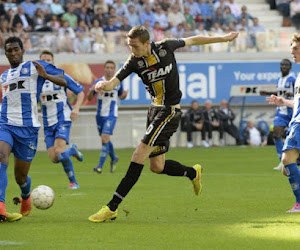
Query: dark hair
281,58,292,68
4,36,23,51
104,60,116,67
127,26,150,44
40,50,54,59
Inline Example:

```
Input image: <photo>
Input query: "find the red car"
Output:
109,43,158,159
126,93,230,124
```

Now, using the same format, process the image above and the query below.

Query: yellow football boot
192,164,203,195
88,206,118,223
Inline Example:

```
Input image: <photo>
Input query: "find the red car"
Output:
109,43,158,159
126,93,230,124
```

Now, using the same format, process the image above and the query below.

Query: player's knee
15,174,27,185
149,164,163,174
0,151,9,165
273,132,282,139
281,158,290,166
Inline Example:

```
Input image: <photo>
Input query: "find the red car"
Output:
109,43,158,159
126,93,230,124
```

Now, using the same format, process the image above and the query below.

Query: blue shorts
0,124,39,162
44,122,72,149
96,116,117,135
274,114,291,128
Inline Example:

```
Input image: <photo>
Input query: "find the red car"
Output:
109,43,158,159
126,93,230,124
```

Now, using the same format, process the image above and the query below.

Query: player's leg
55,138,79,189
89,142,153,222
273,125,285,170
0,139,12,221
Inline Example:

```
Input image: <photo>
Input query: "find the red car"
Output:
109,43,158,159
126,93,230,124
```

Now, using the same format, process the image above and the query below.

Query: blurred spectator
194,22,208,36
75,19,90,35
125,4,140,27
77,6,92,28
213,7,225,26
106,7,123,28
20,32,32,51
13,21,25,34
198,0,213,30
35,0,51,17
143,20,153,39
249,17,265,48
160,0,171,12
58,20,76,39
113,0,128,19
201,100,223,147
73,32,91,53
237,5,253,26
104,16,119,31
46,14,60,31
0,0,4,17
290,0,300,29
94,0,109,14
184,100,203,148
236,17,248,32
21,0,37,19
195,13,205,28
64,0,82,10
93,7,106,27
62,5,78,29
168,4,185,28
217,99,241,145
184,0,201,18
243,120,267,146
154,4,169,30
90,18,106,53
13,5,33,32
33,8,52,31
183,5,196,30
276,0,290,17
153,21,164,41
104,0,113,7
140,3,155,27
0,18,13,33
227,0,241,19
58,22,75,52
213,0,227,12
4,0,18,14
223,6,237,26
119,17,132,31
50,0,65,16
128,0,143,16
211,22,223,34
170,22,184,38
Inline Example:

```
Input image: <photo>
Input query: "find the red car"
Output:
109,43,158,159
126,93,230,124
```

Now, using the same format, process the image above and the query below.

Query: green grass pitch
2,146,300,249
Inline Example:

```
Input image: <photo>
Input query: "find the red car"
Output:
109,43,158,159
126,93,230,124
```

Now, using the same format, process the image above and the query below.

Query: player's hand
266,94,285,106
33,60,48,79
95,80,108,92
70,109,79,121
224,32,239,42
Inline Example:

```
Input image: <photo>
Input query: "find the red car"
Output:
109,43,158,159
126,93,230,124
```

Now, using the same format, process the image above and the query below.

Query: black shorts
142,106,182,158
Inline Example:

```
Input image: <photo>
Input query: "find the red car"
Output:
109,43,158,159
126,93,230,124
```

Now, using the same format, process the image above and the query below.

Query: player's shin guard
107,162,144,211
108,141,116,160
161,160,196,180
57,152,77,184
285,163,300,203
0,163,8,203
19,175,31,199
99,143,109,167
274,138,283,160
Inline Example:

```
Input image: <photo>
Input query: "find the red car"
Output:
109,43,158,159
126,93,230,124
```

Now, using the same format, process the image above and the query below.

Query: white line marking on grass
65,193,85,196
0,241,25,246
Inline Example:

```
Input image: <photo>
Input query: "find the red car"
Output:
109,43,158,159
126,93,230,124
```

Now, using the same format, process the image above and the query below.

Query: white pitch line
0,241,25,246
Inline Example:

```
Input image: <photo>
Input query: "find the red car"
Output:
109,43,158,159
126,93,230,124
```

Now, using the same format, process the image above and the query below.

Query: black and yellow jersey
116,39,185,106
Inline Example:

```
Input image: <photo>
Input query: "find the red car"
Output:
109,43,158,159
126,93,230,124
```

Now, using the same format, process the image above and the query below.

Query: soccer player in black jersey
88,26,239,222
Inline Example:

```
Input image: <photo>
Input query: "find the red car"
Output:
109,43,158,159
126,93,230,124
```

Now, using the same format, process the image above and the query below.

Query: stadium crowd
0,0,283,54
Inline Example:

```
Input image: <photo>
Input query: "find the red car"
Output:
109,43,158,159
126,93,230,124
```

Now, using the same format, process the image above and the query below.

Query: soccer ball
31,185,55,210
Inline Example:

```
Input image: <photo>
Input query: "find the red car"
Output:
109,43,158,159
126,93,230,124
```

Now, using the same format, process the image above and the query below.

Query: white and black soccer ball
31,185,55,210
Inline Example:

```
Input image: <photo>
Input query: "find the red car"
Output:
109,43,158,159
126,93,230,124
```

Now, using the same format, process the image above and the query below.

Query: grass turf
2,146,300,249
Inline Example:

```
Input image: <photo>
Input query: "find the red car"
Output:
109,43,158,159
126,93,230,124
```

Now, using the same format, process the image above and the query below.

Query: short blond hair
290,33,300,45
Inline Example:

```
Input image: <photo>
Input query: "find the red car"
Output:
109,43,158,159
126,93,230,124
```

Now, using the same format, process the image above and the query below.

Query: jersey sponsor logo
158,49,167,57
138,60,145,68
2,80,26,93
143,63,172,83
41,93,59,102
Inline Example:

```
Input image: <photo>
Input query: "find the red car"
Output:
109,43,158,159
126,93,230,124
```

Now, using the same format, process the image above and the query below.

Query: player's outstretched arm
183,32,239,46
33,60,67,87
70,91,85,121
95,76,120,92
266,94,294,107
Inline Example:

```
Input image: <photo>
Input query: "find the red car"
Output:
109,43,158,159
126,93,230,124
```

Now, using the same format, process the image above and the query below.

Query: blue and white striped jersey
0,60,63,127
291,74,300,125
275,73,295,117
92,76,124,118
40,74,84,127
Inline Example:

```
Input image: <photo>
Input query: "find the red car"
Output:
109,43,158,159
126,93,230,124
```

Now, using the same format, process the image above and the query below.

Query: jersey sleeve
118,82,124,96
65,74,84,94
115,56,134,82
36,60,64,76
158,38,185,52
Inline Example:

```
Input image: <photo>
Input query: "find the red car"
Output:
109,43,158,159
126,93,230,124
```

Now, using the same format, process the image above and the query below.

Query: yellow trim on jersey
145,54,158,66
153,80,164,105
148,107,175,146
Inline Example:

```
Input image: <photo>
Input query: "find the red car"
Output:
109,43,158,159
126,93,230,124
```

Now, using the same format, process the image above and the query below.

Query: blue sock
20,175,31,199
65,147,76,157
99,143,109,168
285,163,300,203
57,152,77,184
108,141,116,160
0,163,8,203
274,138,283,160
